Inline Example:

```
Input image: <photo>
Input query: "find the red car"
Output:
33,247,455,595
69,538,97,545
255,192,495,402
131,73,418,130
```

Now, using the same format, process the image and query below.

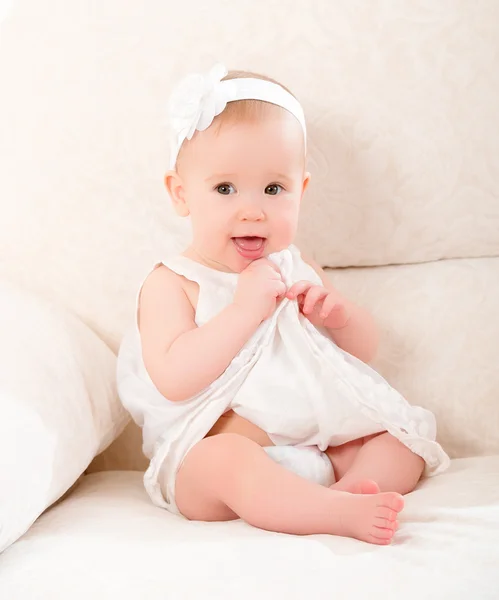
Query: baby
117,63,449,545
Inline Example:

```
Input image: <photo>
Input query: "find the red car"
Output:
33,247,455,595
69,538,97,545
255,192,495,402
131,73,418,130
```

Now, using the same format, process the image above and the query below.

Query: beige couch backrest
1,0,498,350
1,1,498,470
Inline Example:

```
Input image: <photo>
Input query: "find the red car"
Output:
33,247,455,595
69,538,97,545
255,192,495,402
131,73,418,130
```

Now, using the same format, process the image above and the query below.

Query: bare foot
329,490,404,545
330,479,380,495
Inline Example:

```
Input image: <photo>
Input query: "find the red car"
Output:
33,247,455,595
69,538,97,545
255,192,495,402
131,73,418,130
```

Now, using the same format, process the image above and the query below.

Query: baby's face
168,110,309,272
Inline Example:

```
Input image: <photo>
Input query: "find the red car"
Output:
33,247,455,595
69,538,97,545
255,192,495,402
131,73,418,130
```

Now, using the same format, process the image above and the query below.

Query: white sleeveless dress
117,245,449,514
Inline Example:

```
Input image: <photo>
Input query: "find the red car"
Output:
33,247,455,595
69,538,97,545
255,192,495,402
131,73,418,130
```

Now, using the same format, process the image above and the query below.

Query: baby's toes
370,496,402,544
368,526,395,545
376,506,399,522
374,515,398,530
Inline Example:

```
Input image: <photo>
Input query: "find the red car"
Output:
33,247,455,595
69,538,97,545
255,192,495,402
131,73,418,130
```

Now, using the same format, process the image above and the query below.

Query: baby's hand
234,259,287,323
286,281,350,330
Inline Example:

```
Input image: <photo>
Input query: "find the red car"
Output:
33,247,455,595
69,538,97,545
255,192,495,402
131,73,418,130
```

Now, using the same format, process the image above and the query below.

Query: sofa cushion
1,459,498,599
325,256,499,459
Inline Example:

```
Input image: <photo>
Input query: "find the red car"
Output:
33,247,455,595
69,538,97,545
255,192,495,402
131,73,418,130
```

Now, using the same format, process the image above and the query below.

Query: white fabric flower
168,63,236,141
166,62,307,169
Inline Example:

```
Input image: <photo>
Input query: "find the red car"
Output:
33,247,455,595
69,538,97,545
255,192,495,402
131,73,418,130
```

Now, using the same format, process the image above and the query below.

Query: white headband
167,63,307,169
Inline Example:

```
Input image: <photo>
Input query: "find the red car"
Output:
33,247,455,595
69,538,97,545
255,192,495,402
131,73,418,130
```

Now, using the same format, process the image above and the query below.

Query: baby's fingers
251,258,282,278
303,286,328,315
275,280,288,299
286,280,312,299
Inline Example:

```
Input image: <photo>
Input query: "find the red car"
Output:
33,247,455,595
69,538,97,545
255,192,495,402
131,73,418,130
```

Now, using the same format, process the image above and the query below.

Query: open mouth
232,236,267,260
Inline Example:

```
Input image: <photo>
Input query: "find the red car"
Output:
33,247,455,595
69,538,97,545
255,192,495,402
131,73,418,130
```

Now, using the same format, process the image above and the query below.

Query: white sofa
1,1,498,598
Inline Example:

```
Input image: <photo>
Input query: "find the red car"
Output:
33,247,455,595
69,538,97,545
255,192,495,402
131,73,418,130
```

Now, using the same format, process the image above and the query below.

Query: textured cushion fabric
0,280,128,552
1,462,498,599
1,0,499,354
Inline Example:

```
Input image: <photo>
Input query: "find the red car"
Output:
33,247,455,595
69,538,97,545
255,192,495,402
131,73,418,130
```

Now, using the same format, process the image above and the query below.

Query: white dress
117,245,450,514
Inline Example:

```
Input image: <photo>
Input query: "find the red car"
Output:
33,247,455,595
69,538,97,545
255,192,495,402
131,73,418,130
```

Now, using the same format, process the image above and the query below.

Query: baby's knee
177,434,250,490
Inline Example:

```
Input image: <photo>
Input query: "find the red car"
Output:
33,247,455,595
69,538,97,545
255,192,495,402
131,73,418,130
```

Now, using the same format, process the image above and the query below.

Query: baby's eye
265,184,283,196
216,183,236,195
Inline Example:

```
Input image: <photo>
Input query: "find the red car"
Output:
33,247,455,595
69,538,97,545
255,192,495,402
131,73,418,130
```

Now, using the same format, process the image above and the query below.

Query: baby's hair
175,69,297,168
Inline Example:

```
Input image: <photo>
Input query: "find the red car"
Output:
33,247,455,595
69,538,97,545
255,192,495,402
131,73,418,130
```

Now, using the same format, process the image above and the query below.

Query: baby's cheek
278,213,299,243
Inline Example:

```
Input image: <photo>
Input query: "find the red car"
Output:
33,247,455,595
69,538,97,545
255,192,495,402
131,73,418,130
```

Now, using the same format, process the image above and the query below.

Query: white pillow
0,280,128,552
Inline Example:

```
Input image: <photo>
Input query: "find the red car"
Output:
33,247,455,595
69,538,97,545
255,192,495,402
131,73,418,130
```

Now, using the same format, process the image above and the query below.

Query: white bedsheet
1,457,498,600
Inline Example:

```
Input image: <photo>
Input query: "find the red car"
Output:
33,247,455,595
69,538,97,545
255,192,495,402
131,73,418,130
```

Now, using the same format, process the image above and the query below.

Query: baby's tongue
233,236,264,250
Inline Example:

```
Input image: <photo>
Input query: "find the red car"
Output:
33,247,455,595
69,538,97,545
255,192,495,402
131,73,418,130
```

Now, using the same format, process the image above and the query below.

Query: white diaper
263,446,335,487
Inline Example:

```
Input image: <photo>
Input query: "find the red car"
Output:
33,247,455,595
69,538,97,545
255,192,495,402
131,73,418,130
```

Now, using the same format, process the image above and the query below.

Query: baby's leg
328,432,425,495
175,433,404,544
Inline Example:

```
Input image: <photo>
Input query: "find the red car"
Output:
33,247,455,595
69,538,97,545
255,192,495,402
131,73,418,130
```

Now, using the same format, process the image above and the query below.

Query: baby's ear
302,171,311,196
164,170,190,217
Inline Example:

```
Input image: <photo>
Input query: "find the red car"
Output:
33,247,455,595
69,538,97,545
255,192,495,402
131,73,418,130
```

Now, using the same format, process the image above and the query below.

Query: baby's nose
239,203,265,221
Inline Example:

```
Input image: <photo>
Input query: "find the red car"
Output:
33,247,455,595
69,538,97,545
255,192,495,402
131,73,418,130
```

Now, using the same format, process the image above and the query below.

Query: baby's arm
139,266,261,402
302,256,379,363
139,258,285,402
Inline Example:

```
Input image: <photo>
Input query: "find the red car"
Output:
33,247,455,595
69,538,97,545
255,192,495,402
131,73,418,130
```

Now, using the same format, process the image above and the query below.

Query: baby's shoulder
141,262,183,293
139,262,199,314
